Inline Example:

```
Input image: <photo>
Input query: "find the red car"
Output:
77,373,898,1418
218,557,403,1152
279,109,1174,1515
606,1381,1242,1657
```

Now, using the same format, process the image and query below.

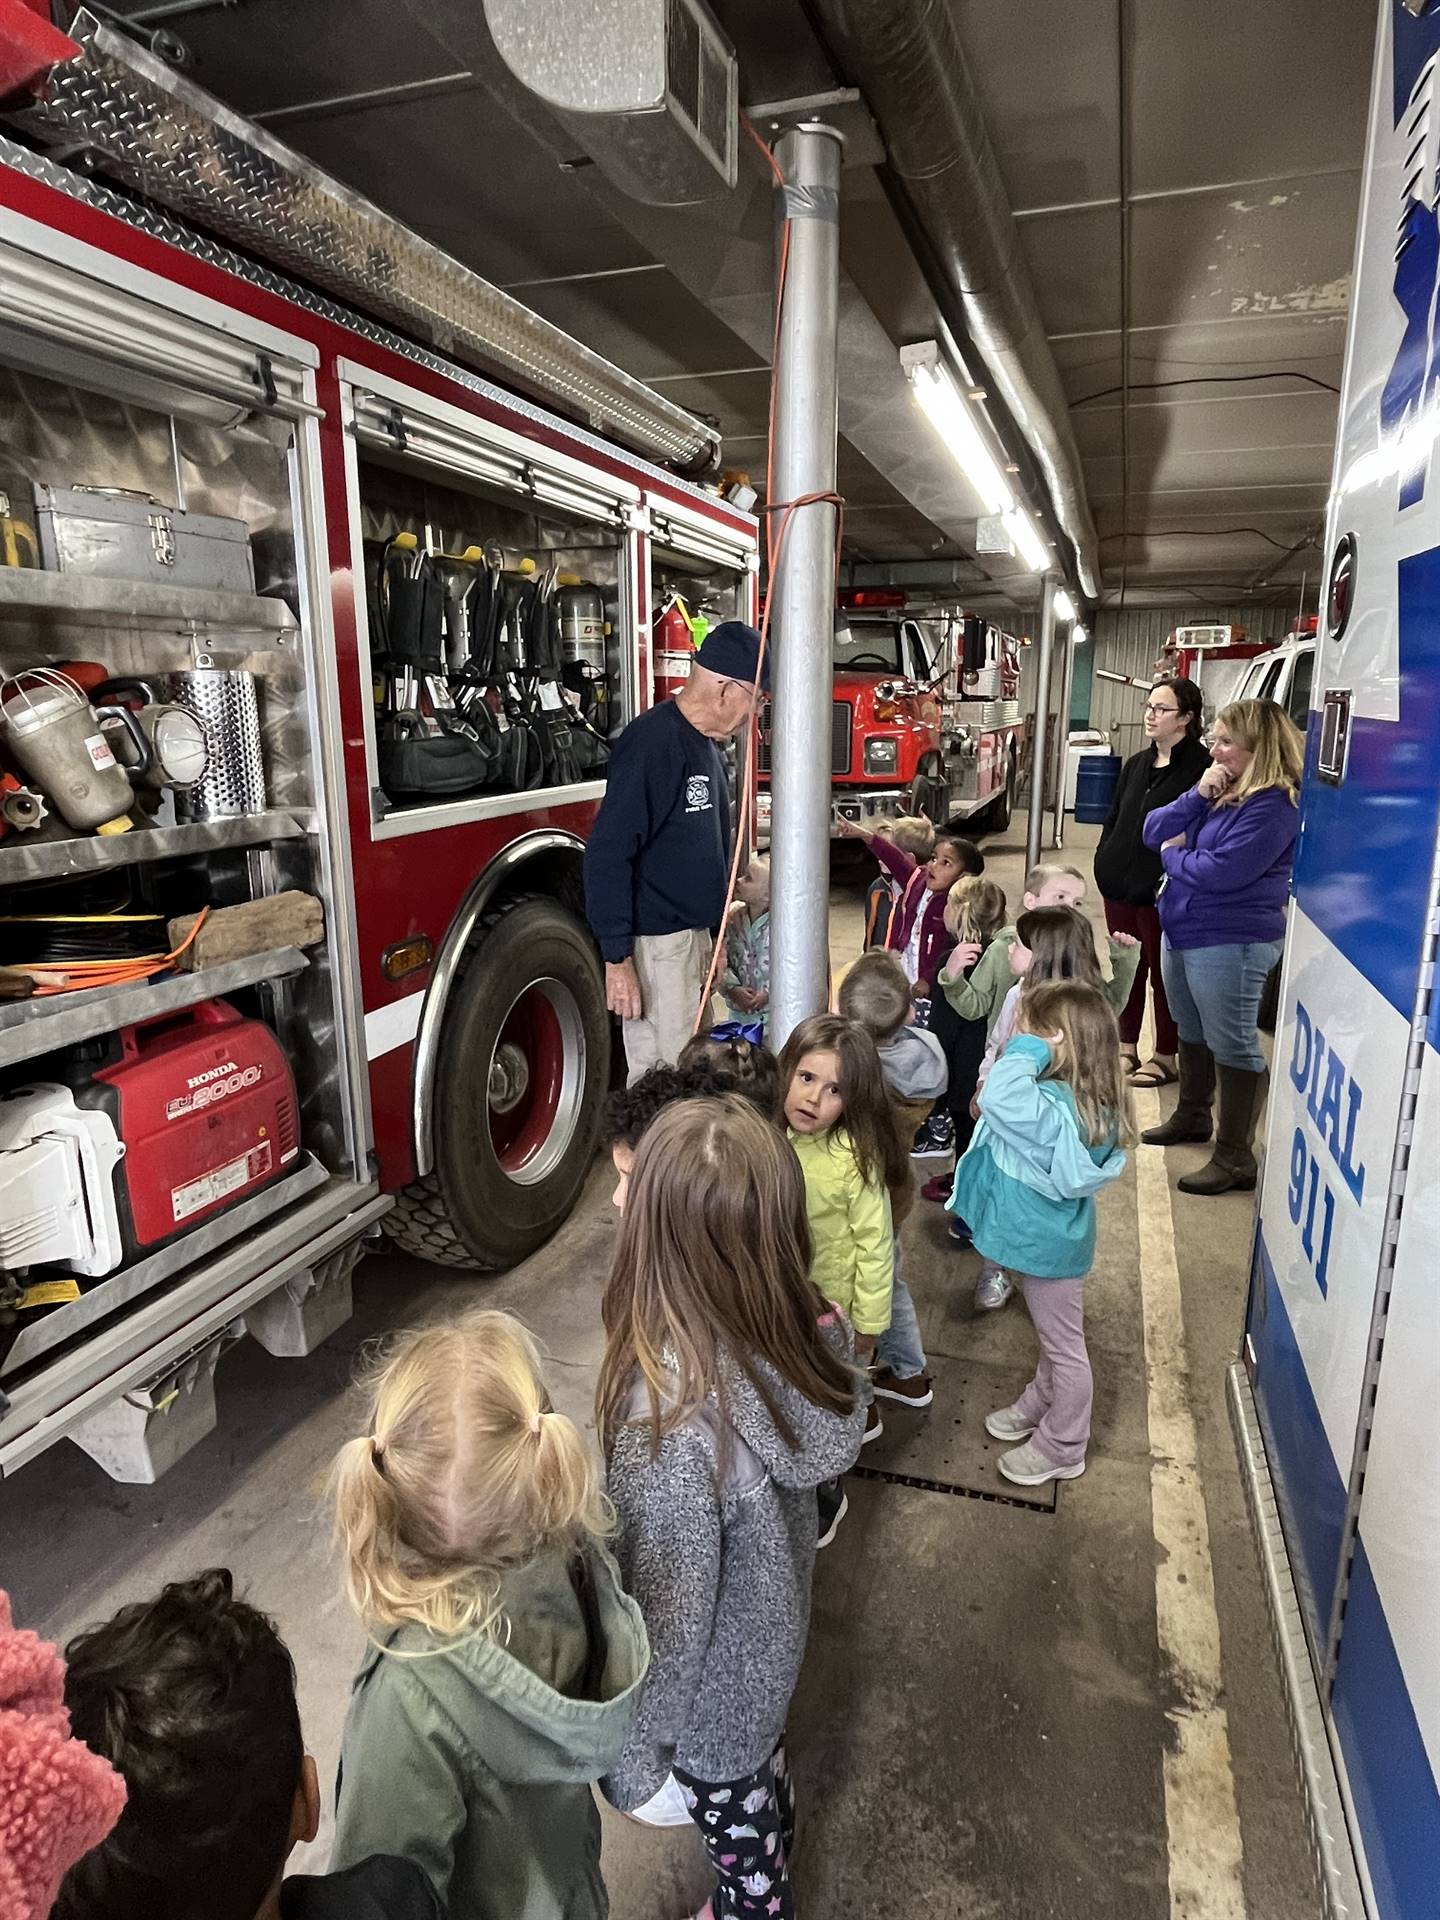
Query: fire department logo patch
685,774,712,812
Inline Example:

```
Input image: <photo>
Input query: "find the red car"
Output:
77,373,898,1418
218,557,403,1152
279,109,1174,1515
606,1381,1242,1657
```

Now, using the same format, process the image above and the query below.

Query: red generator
71,1000,299,1262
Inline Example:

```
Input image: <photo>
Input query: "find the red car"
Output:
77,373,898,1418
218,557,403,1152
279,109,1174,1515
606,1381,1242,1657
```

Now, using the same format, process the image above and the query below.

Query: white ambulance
1236,4,1440,1914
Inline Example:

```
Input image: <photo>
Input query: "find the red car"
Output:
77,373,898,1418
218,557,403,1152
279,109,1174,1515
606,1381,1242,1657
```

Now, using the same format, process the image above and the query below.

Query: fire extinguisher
652,595,705,704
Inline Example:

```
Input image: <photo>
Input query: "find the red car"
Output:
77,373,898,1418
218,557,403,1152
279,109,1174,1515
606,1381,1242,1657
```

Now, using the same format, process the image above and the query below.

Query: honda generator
0,999,298,1286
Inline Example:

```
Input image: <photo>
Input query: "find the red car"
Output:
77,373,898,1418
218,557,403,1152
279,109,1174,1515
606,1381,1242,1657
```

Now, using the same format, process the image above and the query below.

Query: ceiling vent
483,0,737,205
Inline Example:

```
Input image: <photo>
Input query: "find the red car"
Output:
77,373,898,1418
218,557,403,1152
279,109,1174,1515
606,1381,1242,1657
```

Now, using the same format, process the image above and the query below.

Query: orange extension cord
20,904,211,996
691,121,847,1032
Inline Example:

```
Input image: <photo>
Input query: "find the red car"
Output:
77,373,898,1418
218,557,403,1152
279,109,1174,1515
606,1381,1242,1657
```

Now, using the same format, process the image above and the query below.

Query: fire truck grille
831,701,853,774
756,701,852,776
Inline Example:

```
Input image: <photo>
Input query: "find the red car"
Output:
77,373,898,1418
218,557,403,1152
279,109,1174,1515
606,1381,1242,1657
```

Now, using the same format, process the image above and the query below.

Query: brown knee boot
1140,1041,1215,1146
1177,1066,1269,1195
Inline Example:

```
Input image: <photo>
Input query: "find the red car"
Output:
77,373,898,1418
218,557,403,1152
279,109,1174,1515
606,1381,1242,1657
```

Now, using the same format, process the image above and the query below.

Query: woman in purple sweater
1139,699,1304,1195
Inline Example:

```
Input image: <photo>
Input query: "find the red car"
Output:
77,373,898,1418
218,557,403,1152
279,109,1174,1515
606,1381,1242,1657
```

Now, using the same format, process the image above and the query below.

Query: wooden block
168,891,325,972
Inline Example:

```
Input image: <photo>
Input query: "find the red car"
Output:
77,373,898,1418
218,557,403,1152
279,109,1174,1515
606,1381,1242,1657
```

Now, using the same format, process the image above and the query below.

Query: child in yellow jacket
778,1015,910,1441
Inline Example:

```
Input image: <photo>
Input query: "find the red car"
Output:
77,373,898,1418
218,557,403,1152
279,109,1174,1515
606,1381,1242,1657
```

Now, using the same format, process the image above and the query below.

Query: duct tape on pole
769,121,844,1047
1051,620,1077,851
1025,575,1058,875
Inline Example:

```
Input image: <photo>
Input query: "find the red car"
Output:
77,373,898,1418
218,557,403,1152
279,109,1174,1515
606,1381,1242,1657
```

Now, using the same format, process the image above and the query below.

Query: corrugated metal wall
1085,605,1295,759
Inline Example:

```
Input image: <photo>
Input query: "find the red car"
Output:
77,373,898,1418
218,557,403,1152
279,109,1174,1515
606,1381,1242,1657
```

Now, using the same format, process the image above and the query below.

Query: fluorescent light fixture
900,342,1014,517
1003,507,1050,573
1054,588,1077,623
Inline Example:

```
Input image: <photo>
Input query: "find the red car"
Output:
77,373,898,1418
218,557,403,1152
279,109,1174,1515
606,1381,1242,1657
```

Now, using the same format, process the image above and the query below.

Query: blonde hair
1023,862,1086,900
1213,699,1304,807
1018,980,1138,1149
837,949,911,1044
885,814,935,859
331,1308,608,1640
945,875,1008,943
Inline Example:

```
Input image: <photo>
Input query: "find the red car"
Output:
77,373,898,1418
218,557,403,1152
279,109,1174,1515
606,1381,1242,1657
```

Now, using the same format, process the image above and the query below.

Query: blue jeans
876,1243,927,1379
1160,938,1282,1073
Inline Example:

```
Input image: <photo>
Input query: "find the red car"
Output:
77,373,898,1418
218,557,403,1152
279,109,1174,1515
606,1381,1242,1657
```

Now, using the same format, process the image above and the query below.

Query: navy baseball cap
693,620,770,692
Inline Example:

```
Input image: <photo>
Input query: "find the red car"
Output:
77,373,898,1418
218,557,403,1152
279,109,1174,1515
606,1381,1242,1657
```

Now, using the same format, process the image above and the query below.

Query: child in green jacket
939,862,1140,1032
329,1309,649,1920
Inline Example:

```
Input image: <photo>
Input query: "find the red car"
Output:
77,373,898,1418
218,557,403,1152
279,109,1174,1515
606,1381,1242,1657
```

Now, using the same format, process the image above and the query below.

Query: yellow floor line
1134,1090,1248,1920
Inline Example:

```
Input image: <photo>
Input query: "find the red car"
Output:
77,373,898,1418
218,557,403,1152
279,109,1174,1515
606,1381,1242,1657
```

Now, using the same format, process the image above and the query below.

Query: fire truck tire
910,764,948,822
986,749,1017,833
382,894,609,1271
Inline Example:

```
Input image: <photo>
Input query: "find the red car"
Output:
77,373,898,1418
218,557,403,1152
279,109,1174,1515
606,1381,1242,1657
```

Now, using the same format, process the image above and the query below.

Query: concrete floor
0,817,1321,1920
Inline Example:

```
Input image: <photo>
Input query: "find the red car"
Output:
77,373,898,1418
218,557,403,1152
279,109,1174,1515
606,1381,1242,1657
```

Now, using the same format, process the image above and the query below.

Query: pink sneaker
921,1171,952,1204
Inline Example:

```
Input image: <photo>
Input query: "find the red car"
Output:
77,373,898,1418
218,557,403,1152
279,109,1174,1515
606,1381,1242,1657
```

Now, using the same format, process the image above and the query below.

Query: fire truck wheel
910,764,948,822
383,894,609,1270
986,749,1017,832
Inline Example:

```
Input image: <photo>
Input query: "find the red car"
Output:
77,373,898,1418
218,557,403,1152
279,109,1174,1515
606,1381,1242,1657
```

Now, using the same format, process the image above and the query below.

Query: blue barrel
1074,752,1122,824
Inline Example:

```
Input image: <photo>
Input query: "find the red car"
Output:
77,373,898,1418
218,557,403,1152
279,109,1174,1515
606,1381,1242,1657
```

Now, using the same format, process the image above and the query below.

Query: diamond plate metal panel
12,10,717,473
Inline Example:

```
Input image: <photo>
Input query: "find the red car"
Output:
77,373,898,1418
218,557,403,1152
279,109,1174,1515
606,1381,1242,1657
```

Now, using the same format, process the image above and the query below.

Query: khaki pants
624,928,715,1083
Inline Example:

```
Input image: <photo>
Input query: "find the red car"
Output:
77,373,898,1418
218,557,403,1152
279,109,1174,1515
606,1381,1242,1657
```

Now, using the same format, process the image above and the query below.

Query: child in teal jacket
950,981,1134,1488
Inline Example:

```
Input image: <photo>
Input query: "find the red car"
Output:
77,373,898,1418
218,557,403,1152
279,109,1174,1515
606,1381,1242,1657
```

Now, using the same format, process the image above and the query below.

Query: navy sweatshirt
583,699,730,963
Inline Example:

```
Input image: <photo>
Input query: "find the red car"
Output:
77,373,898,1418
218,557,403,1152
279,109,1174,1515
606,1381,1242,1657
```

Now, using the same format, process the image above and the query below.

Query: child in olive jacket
329,1310,649,1920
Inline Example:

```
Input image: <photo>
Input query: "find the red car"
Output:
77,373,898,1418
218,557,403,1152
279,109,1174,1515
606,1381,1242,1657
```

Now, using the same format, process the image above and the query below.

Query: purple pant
1012,1273,1091,1468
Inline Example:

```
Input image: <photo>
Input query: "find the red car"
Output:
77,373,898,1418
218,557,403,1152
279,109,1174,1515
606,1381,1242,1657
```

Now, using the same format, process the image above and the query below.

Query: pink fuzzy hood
0,1592,125,1920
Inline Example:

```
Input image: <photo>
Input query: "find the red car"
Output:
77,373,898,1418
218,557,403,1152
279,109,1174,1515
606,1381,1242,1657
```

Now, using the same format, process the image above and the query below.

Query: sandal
1120,1048,1140,1074
1130,1058,1178,1088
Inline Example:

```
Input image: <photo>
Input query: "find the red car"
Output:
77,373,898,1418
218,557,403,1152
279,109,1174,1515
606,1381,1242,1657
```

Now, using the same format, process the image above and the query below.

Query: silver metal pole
1024,575,1058,875
769,122,844,1046
1051,619,1078,849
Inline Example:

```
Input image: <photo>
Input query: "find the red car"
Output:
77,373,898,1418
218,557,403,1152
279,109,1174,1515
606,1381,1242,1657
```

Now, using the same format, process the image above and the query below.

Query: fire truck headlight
865,738,899,774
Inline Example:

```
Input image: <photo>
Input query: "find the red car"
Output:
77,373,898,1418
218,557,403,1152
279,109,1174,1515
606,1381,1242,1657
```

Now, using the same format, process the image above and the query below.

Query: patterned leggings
674,1741,796,1918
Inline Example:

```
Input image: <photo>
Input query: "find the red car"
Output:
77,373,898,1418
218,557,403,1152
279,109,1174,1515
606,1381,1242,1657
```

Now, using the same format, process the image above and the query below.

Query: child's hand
1111,931,1141,949
835,815,872,841
951,940,982,972
729,987,759,1011
751,989,769,1009
969,1094,981,1121
913,978,931,1001
854,1333,877,1363
1161,833,1185,851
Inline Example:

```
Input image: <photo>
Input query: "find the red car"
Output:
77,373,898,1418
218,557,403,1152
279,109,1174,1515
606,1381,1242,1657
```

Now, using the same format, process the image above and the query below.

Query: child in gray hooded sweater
838,950,948,1408
598,1095,864,1920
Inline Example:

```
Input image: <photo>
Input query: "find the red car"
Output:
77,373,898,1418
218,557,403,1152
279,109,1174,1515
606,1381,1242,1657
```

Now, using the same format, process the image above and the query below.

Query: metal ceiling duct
6,9,720,475
483,0,738,205
811,0,1102,599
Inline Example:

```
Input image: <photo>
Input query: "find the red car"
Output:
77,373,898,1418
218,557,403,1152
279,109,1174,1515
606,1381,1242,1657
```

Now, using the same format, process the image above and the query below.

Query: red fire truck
756,594,1022,839
0,9,757,1479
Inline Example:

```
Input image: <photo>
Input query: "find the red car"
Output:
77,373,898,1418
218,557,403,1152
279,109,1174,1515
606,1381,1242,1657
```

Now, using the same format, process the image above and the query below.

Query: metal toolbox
34,484,256,592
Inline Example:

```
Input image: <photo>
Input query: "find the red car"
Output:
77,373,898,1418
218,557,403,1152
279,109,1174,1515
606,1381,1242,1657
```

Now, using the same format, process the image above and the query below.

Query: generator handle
115,997,243,1057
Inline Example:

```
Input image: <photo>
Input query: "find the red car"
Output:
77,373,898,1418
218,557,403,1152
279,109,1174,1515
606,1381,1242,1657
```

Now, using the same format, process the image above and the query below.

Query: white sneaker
974,1268,1014,1313
984,1404,1035,1443
997,1439,1086,1487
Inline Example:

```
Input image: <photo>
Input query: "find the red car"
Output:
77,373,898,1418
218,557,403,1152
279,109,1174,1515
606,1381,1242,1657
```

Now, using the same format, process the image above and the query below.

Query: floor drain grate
851,1463,1056,1513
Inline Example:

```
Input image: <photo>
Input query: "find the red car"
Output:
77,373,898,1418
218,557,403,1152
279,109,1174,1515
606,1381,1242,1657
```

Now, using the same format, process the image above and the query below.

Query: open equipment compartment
0,232,376,1479
341,363,644,834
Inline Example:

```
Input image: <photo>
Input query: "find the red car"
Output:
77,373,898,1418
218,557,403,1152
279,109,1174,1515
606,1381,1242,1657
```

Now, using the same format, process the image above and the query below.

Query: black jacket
282,1857,444,1920
1093,735,1212,906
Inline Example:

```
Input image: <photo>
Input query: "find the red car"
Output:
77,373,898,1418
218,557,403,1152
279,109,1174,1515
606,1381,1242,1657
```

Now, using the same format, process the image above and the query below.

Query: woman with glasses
1139,699,1304,1196
1093,676,1209,1087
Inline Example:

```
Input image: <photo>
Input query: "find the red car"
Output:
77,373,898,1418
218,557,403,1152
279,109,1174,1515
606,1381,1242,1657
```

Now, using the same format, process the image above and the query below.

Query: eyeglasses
1143,703,1181,717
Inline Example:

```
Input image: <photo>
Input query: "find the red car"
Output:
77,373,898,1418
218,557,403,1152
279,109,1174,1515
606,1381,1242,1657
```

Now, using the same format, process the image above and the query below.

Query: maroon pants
1103,899,1177,1054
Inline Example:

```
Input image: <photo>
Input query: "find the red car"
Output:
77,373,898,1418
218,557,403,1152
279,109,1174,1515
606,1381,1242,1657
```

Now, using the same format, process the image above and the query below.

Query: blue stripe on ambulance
1331,1539,1440,1920
1291,545,1440,1026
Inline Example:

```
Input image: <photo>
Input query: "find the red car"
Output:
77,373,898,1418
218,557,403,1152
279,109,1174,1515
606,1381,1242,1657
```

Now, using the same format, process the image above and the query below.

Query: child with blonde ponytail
328,1308,649,1920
